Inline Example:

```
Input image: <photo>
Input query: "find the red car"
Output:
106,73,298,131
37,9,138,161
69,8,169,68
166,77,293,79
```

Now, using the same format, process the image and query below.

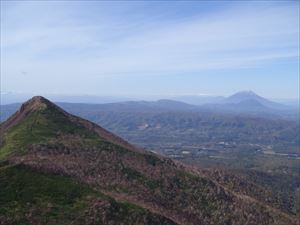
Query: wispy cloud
1,1,299,96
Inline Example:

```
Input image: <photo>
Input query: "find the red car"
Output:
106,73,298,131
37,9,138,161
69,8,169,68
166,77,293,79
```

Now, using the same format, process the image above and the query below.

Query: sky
1,0,299,99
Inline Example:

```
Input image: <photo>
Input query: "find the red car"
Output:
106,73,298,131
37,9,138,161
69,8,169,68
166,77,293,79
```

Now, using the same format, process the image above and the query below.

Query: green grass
0,106,99,160
0,164,100,224
0,164,176,225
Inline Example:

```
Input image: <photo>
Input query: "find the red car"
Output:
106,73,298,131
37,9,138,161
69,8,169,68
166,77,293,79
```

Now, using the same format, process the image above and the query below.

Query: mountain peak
232,90,258,97
20,96,53,112
221,91,287,110
0,96,58,133
1,96,142,156
225,90,264,103
28,95,47,103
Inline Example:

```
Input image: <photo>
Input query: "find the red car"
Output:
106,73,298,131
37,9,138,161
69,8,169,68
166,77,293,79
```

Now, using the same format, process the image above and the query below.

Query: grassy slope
0,100,179,225
0,164,177,225
0,103,100,160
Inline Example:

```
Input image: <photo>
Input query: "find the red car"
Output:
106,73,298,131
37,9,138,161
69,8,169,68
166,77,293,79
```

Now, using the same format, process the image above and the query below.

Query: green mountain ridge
0,96,297,225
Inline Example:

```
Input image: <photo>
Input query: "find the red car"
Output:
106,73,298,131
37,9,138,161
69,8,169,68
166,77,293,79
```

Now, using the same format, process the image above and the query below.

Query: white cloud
1,1,299,94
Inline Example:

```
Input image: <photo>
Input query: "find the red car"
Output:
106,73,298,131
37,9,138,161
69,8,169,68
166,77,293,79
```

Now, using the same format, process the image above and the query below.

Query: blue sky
1,1,299,99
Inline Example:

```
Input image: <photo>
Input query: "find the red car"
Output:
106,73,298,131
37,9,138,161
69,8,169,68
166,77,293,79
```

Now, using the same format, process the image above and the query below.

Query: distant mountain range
1,93,299,157
1,91,298,121
200,91,298,118
0,96,297,225
1,90,299,107
1,92,299,156
214,90,291,109
172,90,299,107
171,95,225,105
